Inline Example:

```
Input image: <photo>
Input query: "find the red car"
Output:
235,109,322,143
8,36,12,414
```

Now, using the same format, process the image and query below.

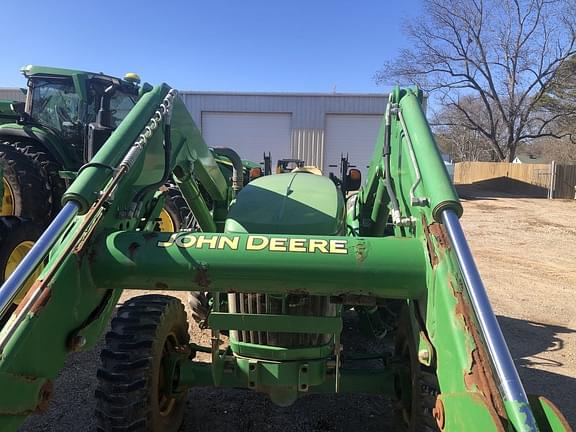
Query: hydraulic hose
382,100,401,224
212,147,244,192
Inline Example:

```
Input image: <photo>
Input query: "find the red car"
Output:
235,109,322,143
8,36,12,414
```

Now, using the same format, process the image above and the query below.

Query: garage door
201,112,292,166
324,114,383,177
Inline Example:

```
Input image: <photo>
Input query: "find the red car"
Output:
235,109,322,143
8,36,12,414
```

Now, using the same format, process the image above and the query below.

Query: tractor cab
17,65,141,167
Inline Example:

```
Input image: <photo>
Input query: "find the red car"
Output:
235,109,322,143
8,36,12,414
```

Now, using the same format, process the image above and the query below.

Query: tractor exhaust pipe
441,209,538,432
213,147,244,192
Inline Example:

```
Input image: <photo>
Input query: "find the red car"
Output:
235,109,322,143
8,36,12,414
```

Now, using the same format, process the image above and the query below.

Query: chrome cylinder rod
0,202,80,318
441,209,537,431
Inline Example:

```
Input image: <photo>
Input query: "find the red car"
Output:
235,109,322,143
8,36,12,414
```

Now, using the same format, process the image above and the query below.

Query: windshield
109,91,136,128
86,79,137,128
30,78,82,136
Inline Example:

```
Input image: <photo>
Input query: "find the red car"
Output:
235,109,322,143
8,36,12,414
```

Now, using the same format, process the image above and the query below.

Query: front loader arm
352,87,570,431
0,83,232,430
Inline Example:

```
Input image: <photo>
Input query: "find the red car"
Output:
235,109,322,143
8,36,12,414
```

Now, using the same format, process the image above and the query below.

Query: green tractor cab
0,66,143,226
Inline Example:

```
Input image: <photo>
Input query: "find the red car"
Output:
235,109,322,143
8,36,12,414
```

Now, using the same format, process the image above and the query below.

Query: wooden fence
453,162,576,199
553,164,576,199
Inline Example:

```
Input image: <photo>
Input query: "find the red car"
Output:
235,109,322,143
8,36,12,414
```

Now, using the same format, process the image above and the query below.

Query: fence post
548,160,556,199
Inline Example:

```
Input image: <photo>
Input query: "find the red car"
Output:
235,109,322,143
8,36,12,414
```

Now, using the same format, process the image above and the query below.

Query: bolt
418,349,430,364
433,397,445,430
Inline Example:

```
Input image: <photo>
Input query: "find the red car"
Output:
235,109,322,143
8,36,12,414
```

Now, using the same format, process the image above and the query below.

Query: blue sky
0,0,422,93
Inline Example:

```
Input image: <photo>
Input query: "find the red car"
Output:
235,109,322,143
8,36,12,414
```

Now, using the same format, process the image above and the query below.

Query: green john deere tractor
0,65,196,230
0,77,571,432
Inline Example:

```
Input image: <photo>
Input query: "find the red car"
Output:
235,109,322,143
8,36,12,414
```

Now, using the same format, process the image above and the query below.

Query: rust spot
13,280,43,315
454,285,507,422
35,380,53,413
428,222,450,250
355,240,367,263
195,266,211,289
423,218,451,267
30,288,52,315
128,242,140,260
423,219,439,266
433,396,445,430
155,282,169,290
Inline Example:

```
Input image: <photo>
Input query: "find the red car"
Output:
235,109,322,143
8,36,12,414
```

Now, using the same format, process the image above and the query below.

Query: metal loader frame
0,83,570,431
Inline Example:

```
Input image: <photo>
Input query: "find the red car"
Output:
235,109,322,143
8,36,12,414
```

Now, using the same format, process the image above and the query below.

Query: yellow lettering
329,239,348,254
175,234,196,248
269,237,288,252
157,233,179,248
218,236,240,250
288,238,307,252
196,235,219,249
246,235,269,251
308,239,329,253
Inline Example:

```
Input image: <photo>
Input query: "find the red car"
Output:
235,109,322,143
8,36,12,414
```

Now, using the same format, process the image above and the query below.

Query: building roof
513,152,547,164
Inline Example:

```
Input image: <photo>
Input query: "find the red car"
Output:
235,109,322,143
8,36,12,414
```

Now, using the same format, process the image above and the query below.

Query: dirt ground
19,187,576,431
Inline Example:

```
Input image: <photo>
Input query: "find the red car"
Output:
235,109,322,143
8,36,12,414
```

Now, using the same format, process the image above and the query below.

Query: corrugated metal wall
0,88,389,169
180,92,387,130
291,128,324,169
180,91,387,169
0,88,25,102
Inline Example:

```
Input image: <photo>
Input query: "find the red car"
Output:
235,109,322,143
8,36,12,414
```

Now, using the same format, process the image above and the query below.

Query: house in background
512,152,547,164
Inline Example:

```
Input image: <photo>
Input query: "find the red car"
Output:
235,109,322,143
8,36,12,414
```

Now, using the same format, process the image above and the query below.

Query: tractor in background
0,66,263,329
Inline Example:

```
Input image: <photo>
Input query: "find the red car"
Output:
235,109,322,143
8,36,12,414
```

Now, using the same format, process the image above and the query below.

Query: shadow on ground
498,315,576,427
456,178,548,200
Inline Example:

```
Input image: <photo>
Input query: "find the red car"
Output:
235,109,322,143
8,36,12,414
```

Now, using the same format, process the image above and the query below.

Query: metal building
0,88,388,175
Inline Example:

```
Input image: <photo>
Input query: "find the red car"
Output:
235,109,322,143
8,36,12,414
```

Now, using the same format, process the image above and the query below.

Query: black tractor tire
11,141,66,219
0,143,52,224
162,185,197,231
95,295,190,432
0,217,42,328
187,291,211,325
393,307,440,432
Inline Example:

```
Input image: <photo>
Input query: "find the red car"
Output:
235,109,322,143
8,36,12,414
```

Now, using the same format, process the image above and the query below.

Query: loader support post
174,167,217,232
441,209,537,432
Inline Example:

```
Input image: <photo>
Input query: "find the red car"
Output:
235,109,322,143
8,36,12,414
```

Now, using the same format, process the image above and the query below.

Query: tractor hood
225,172,346,236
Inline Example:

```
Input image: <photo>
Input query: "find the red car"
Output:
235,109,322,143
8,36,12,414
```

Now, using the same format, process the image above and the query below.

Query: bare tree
376,0,576,161
531,137,576,163
435,96,495,161
538,54,576,134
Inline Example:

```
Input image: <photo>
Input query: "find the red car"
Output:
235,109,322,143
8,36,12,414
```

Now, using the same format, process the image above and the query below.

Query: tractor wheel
95,295,190,432
0,217,42,328
11,141,66,219
0,143,51,223
393,307,439,432
157,185,196,232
